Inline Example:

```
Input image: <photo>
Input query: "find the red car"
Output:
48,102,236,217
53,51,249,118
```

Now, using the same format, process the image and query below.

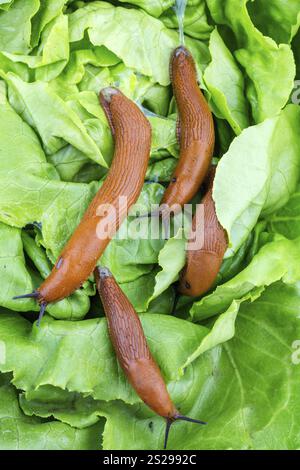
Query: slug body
95,267,177,419
16,88,151,308
95,267,206,448
179,167,228,297
160,46,215,217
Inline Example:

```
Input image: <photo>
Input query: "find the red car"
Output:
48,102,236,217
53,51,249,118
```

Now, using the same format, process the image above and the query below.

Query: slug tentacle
13,291,47,326
164,419,172,450
175,414,207,425
163,414,206,450
37,302,47,327
13,291,39,300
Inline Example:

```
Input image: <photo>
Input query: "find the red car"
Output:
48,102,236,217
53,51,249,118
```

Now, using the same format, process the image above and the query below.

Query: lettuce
214,105,300,253
206,0,296,123
1,282,300,449
0,0,40,54
68,2,210,86
0,374,103,450
0,0,300,451
204,28,249,134
248,0,300,44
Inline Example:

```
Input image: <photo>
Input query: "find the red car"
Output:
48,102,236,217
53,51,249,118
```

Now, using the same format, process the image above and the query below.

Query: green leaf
267,183,300,240
207,0,296,122
204,28,249,134
95,282,300,449
6,73,107,166
191,236,300,321
161,2,213,40
2,280,300,449
248,0,300,44
142,83,171,117
100,183,165,285
0,223,34,312
148,228,186,304
118,0,173,17
0,374,103,450
31,0,67,47
0,0,40,54
0,91,99,260
0,312,208,404
68,1,210,86
146,158,177,182
0,222,90,320
2,13,70,82
214,105,300,252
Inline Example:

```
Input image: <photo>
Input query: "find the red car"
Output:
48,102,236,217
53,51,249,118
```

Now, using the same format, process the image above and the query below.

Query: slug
14,88,151,323
156,45,215,220
178,166,228,297
95,266,206,449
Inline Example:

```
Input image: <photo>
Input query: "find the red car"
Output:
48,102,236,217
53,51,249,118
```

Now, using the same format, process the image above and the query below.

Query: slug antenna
163,415,206,449
13,291,39,300
37,302,47,327
164,418,173,450
175,414,206,425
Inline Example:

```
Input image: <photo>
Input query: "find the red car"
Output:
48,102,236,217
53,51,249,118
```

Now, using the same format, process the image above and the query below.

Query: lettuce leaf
0,0,300,451
207,0,296,123
248,0,300,44
161,1,213,40
0,85,99,259
267,183,300,240
214,105,300,253
0,312,208,403
68,1,210,86
191,235,300,321
0,374,103,450
2,281,299,449
31,0,68,47
204,28,249,134
2,13,70,82
6,73,107,166
0,0,40,54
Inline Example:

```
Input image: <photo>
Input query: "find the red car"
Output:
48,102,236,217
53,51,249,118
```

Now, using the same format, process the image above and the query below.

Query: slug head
100,86,120,104
99,87,123,134
170,45,195,79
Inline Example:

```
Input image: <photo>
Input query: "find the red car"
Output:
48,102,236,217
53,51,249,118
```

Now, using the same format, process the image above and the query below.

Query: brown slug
14,88,151,323
179,166,228,297
95,266,206,449
157,45,215,220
